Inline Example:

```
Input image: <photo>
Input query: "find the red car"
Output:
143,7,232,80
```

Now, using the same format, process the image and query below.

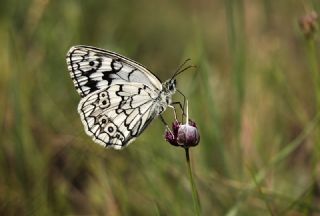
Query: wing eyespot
108,126,114,133
99,92,107,98
98,99,110,108
99,116,109,125
115,133,124,142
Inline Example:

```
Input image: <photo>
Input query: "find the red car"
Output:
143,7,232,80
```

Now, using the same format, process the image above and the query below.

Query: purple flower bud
177,124,200,147
164,119,200,148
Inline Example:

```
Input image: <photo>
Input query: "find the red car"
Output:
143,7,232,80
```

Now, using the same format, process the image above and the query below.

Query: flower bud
164,100,199,148
299,11,318,38
177,123,200,147
165,119,200,148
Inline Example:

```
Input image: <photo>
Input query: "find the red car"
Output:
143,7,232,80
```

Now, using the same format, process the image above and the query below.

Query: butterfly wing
77,82,160,149
66,45,163,97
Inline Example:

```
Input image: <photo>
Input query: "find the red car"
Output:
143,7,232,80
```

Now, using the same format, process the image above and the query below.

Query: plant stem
185,148,201,215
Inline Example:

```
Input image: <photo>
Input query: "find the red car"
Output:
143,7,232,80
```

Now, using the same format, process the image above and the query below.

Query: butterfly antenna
170,58,197,81
171,58,191,79
172,65,197,79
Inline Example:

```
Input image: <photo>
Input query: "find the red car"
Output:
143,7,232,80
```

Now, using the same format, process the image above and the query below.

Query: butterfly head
163,59,195,96
163,79,177,95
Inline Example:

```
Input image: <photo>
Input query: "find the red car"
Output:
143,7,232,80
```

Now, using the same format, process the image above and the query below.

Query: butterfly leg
169,103,181,121
177,89,186,111
170,89,187,122
160,114,173,133
177,89,187,122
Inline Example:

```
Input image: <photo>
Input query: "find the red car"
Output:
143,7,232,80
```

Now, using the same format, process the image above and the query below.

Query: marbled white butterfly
66,45,186,150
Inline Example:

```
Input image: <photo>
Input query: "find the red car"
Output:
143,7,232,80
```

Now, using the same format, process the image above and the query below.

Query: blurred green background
1,0,320,215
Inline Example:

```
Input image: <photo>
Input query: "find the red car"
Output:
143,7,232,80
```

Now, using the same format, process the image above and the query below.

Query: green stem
185,148,201,215
225,0,246,177
306,39,320,113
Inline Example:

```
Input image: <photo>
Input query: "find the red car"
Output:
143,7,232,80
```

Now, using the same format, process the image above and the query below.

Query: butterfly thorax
154,79,177,115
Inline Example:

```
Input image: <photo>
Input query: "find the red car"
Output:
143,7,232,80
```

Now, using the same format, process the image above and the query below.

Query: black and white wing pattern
66,45,163,97
78,82,160,149
66,45,178,150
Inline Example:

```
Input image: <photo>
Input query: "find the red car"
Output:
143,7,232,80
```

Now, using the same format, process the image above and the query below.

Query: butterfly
66,45,189,150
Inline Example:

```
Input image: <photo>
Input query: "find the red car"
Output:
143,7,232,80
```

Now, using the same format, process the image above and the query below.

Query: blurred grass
1,0,320,215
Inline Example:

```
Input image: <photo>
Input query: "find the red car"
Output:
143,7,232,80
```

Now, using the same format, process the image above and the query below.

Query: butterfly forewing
78,82,159,149
66,45,163,97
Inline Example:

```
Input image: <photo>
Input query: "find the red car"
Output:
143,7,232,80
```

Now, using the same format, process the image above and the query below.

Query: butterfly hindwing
78,82,159,149
66,45,163,97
